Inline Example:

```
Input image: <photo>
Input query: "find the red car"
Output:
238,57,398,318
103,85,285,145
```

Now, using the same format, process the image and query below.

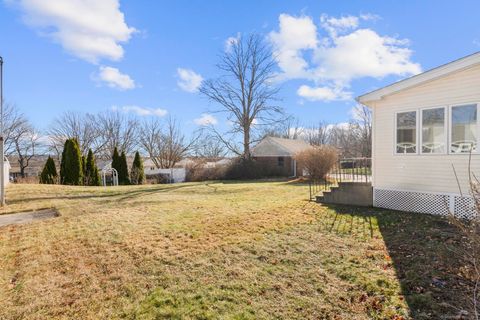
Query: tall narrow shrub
119,151,130,185
59,139,70,183
40,156,58,184
111,146,121,179
60,138,84,185
84,149,101,186
130,151,144,185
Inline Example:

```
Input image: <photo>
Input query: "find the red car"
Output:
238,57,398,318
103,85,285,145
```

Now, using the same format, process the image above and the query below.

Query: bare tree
351,104,372,157
96,111,139,158
8,116,40,177
139,117,196,169
329,123,360,158
327,105,372,158
200,34,283,159
192,131,227,160
3,103,28,155
304,121,331,146
47,111,100,158
260,116,302,140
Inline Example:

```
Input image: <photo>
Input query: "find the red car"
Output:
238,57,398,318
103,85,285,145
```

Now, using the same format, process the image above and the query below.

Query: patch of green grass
0,182,473,319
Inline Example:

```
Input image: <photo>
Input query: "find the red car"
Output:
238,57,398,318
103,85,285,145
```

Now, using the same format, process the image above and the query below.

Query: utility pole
0,56,5,206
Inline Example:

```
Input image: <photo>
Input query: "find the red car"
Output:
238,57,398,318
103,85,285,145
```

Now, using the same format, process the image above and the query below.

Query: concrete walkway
0,209,58,227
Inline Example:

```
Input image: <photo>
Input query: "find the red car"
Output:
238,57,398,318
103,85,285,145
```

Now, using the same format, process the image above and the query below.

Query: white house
358,52,480,218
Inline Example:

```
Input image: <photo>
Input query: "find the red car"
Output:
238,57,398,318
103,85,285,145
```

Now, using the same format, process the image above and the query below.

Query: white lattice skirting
374,188,476,219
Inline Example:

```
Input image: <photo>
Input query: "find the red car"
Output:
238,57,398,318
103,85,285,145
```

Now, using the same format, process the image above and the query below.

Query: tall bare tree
47,111,99,158
139,118,196,169
96,111,139,158
200,34,283,159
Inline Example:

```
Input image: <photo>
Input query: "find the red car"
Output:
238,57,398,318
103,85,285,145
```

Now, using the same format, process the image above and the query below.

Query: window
277,157,284,167
451,104,477,153
396,111,417,154
421,107,445,154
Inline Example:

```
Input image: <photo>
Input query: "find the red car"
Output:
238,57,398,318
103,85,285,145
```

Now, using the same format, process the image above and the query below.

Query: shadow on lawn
8,184,193,205
321,204,474,320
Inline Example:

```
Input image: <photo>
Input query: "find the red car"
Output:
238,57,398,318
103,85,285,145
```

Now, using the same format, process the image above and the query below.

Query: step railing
308,157,372,201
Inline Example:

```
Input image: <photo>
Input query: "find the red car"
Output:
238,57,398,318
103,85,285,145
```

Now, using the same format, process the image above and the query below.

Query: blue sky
1,0,480,136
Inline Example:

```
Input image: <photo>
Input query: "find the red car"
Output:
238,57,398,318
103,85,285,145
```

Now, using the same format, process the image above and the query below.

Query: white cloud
314,29,421,83
177,68,203,93
97,66,135,90
269,14,318,79
113,105,168,117
194,113,217,126
11,0,136,63
297,85,351,101
225,33,240,52
320,14,359,37
269,13,421,101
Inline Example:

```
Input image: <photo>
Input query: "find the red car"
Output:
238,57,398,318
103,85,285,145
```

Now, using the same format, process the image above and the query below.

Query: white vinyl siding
372,63,480,194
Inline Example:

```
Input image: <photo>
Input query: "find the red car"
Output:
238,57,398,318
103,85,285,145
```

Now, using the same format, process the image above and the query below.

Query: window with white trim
396,111,417,154
451,104,477,153
421,107,446,154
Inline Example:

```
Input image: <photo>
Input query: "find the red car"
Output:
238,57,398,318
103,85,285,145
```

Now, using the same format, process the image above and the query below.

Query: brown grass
0,182,472,319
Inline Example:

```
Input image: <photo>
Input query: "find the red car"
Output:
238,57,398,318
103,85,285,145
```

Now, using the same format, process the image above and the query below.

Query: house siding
372,63,480,195
253,156,298,177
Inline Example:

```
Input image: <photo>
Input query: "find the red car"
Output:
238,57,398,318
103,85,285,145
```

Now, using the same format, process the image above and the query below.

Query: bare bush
295,146,338,180
185,159,227,182
451,157,480,318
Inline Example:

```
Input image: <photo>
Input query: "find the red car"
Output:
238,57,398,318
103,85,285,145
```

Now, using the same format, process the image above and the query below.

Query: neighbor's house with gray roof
251,136,312,177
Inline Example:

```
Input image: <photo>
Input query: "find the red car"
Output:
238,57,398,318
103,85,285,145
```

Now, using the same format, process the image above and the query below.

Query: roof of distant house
251,136,312,157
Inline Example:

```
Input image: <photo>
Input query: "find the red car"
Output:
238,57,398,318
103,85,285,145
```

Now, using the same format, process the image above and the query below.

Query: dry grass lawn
0,181,473,319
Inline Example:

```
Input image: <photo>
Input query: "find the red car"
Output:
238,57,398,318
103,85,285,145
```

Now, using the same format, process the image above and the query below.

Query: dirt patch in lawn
0,208,58,227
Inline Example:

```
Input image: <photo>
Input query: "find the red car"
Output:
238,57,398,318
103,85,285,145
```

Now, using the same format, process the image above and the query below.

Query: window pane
422,108,445,153
451,104,477,153
396,111,416,153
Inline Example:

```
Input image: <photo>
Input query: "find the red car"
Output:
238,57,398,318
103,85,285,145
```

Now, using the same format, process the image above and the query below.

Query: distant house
251,136,312,177
357,51,480,218
7,155,54,181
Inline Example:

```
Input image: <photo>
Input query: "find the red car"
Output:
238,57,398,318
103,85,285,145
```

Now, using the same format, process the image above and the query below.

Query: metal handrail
309,157,372,201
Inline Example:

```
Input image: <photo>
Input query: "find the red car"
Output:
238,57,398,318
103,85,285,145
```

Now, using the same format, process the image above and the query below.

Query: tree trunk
243,126,250,160
19,157,26,178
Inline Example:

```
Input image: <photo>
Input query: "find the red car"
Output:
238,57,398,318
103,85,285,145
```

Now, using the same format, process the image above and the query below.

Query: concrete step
316,182,372,207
